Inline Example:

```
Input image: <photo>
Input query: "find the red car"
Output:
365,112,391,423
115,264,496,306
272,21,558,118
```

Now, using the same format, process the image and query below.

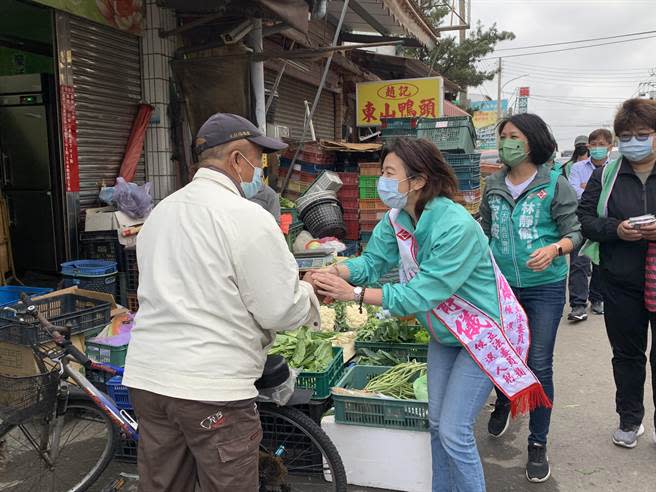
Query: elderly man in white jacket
123,113,321,492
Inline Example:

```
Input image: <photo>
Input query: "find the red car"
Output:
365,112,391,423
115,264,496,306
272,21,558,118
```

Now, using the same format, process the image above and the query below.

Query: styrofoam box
321,415,432,492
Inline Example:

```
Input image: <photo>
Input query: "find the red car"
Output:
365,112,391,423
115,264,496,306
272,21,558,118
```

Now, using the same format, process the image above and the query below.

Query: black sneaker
526,443,550,483
567,305,588,322
591,301,604,315
488,400,511,438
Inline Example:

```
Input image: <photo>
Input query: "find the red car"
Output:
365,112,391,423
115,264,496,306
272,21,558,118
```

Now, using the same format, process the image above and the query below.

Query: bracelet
359,287,367,314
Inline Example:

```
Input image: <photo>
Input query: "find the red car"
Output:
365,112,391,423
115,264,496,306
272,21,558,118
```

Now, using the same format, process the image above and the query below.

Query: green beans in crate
332,365,429,431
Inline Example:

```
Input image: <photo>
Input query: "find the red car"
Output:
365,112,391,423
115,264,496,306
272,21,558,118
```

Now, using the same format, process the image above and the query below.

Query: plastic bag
98,186,115,205
413,375,428,401
306,237,346,254
113,177,153,219
256,368,299,406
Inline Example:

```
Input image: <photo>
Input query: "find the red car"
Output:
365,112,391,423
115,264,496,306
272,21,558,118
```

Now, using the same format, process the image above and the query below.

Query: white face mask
377,176,411,209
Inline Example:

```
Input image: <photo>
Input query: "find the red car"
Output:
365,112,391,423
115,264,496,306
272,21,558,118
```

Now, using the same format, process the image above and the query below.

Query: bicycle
0,295,347,491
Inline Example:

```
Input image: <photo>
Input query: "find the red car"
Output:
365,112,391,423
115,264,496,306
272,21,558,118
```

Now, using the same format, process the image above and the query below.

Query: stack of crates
380,117,419,142
445,153,482,215
338,172,359,241
79,231,127,304
124,248,139,313
279,143,337,202
358,162,387,251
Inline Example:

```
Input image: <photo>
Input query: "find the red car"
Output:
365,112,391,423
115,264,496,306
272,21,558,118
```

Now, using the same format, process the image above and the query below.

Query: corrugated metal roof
444,100,470,117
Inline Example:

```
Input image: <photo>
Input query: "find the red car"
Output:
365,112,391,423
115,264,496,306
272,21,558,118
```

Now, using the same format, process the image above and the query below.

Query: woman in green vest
479,113,582,483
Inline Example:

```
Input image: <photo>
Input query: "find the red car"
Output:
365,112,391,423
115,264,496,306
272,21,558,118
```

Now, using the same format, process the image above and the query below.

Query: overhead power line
481,35,656,60
495,29,656,52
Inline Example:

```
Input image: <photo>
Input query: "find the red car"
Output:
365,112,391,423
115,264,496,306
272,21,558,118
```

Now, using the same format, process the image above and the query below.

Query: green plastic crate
355,341,428,363
358,176,379,187
296,346,345,400
417,118,476,154
86,340,128,366
359,186,379,200
285,222,304,251
333,365,429,431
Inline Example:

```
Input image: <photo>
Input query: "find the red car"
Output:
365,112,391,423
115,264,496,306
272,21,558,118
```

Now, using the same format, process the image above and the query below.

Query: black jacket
578,158,656,290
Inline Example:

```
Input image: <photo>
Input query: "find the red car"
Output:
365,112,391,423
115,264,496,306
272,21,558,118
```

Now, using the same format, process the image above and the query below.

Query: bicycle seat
255,354,290,390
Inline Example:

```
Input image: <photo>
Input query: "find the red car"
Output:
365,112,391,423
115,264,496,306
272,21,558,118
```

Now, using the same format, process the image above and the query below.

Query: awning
444,100,470,117
158,0,311,33
326,0,439,49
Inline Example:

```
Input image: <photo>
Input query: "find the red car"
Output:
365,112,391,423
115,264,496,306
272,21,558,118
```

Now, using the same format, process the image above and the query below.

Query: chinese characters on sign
470,99,508,150
356,77,444,127
60,85,80,193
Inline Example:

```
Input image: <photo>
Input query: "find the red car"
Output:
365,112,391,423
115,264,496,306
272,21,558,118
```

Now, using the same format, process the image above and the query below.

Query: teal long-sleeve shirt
344,197,501,346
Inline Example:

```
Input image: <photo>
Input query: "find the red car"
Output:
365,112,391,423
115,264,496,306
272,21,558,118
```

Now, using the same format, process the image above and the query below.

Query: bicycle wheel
0,398,117,492
258,405,347,492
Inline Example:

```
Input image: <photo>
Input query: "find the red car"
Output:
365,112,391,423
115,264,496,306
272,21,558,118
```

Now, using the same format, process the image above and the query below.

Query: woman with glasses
578,98,656,449
479,113,582,483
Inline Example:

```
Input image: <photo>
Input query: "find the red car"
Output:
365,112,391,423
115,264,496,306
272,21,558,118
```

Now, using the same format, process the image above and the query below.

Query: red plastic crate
359,209,387,222
338,172,359,186
359,199,387,210
345,219,360,240
338,187,359,200
343,208,359,221
359,220,378,233
340,198,359,210
359,162,382,176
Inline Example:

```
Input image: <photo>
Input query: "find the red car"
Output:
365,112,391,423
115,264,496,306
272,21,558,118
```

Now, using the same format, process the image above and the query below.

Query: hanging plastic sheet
119,103,154,182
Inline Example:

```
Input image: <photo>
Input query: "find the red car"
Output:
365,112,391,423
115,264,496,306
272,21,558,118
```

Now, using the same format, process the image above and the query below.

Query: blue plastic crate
107,375,132,410
342,240,359,257
61,260,117,277
0,286,52,307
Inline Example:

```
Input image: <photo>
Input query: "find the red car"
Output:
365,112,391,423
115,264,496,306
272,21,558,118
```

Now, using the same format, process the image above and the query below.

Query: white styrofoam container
305,171,343,196
321,415,432,492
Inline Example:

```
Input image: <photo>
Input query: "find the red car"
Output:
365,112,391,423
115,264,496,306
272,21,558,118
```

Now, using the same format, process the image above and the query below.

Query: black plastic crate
80,231,125,271
116,437,138,463
0,294,111,346
124,249,139,292
62,274,118,296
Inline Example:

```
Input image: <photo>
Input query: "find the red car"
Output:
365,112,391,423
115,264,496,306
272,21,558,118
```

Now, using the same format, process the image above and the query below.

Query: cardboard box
85,206,116,232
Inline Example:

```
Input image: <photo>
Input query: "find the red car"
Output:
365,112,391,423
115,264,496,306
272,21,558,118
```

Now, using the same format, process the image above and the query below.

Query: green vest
488,172,568,288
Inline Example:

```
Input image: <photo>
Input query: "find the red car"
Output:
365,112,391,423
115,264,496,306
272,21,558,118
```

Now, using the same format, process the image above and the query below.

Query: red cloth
645,242,656,311
119,103,154,182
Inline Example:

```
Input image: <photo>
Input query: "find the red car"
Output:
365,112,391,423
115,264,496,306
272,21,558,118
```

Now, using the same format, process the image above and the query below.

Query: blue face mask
589,146,609,161
377,176,411,209
236,152,263,199
619,136,654,163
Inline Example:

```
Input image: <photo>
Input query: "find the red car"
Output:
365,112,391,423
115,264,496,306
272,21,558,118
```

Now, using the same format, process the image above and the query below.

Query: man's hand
312,273,355,302
526,245,558,272
618,220,643,242
638,222,656,241
302,271,328,303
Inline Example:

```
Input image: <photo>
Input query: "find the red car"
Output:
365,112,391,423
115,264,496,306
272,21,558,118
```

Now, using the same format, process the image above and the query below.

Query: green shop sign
34,0,144,34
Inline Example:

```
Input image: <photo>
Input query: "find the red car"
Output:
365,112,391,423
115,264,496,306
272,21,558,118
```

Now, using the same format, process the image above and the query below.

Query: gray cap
574,135,588,146
195,113,288,154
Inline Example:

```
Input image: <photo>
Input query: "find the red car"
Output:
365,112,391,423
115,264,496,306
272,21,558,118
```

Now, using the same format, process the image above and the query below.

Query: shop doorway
0,0,65,275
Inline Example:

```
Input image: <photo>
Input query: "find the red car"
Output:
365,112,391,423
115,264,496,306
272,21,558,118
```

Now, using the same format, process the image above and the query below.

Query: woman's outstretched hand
312,273,355,302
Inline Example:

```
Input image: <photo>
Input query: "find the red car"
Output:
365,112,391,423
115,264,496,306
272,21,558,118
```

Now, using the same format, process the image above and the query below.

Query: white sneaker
612,424,645,448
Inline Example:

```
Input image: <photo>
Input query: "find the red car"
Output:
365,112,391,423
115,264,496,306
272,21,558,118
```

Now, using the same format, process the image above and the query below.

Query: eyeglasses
618,132,655,143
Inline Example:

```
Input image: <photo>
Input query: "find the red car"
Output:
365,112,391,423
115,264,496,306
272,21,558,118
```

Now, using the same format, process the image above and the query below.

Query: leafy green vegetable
279,197,296,208
414,330,430,344
357,348,404,366
356,317,425,344
269,327,335,372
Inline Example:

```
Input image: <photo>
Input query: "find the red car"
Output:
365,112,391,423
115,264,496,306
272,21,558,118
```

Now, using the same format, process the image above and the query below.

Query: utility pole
458,0,468,107
496,57,502,121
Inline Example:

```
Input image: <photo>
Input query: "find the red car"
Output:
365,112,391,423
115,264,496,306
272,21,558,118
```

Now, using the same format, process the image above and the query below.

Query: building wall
141,0,177,201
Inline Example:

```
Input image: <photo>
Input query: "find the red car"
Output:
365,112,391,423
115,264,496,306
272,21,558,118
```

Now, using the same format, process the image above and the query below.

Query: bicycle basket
0,372,58,425
0,294,111,346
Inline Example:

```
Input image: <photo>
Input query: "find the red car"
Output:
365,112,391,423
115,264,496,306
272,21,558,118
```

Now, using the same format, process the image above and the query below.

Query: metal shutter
265,70,335,141
68,17,144,210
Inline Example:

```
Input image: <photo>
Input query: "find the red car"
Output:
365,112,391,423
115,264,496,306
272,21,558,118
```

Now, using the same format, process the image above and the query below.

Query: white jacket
123,168,320,402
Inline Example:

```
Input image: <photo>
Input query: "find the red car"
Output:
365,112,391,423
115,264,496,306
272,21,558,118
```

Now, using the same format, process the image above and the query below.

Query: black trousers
569,246,603,307
603,278,656,428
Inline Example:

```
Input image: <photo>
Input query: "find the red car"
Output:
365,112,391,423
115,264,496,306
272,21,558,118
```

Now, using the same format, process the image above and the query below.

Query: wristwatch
353,286,364,303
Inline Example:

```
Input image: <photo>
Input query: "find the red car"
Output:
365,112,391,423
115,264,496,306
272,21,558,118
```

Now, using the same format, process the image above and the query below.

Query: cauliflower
345,304,368,330
319,305,336,331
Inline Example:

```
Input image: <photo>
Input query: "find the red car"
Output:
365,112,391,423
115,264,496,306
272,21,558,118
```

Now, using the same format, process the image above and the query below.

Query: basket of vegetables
332,363,429,431
269,327,345,399
355,317,429,364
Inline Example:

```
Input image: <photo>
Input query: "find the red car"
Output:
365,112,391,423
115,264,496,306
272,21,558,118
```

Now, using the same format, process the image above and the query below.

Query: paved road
95,309,655,491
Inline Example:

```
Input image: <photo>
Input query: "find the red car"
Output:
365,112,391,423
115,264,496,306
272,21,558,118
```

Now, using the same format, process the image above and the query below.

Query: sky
467,0,656,151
